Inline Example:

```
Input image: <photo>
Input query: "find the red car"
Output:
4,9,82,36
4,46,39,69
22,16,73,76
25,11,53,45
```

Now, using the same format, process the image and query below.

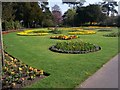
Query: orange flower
21,78,25,81
29,67,33,71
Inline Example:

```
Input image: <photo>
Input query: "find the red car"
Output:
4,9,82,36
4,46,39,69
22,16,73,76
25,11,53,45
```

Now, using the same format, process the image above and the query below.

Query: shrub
4,20,22,30
50,29,62,34
14,21,22,29
103,32,120,37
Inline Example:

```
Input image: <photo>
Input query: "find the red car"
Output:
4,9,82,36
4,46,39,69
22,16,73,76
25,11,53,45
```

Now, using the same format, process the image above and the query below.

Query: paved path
77,53,119,88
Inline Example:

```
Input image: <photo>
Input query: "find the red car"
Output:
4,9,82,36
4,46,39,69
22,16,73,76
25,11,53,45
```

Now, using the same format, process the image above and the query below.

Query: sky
48,0,119,15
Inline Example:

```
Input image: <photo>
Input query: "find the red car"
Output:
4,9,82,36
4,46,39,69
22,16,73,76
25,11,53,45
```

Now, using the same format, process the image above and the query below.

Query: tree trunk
0,12,5,66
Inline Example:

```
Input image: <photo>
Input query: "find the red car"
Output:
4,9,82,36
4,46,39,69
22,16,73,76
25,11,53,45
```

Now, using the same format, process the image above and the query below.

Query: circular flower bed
103,32,120,37
49,41,101,54
2,52,50,89
17,30,49,36
68,30,96,35
50,35,78,40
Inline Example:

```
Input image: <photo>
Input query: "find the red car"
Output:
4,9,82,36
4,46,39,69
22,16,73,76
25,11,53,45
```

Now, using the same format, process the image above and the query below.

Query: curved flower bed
88,26,111,29
2,30,20,35
49,41,101,54
50,35,78,40
2,52,49,89
17,30,49,36
103,32,120,37
68,30,96,35
48,27,83,31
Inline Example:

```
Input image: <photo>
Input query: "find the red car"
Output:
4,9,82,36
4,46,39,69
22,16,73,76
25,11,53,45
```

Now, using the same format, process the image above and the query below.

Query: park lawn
3,27,118,88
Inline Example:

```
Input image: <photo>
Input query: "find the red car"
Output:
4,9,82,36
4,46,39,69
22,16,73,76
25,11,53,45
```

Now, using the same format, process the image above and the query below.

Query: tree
100,0,118,16
62,0,86,8
2,1,54,29
74,4,107,26
2,2,15,22
63,9,76,26
117,15,120,27
52,5,62,26
42,7,54,27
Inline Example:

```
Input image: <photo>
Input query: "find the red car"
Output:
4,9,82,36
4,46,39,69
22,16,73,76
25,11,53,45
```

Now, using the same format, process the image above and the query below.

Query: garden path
77,53,119,88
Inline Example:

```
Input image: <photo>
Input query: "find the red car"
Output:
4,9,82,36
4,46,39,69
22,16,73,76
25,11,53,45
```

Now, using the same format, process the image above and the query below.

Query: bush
5,20,14,30
103,32,120,37
50,29,62,34
14,21,22,29
4,20,22,30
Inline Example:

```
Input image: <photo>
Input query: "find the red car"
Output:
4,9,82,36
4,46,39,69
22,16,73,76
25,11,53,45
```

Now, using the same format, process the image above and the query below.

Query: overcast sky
48,0,119,14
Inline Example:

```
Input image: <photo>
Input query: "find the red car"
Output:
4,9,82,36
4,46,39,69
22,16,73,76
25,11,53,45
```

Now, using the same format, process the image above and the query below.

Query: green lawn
3,27,118,88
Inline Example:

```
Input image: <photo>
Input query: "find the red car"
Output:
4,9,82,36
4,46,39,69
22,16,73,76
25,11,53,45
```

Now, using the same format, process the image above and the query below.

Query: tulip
10,57,14,61
34,69,38,72
12,83,16,87
21,78,25,81
39,70,44,75
11,71,15,75
19,67,23,71
29,67,33,71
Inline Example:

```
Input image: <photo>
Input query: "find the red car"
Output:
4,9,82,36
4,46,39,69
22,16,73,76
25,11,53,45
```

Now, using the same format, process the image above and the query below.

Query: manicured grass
3,27,118,88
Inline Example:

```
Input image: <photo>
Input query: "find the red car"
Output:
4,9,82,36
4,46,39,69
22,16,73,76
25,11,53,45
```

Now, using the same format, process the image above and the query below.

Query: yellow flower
12,83,16,87
10,57,14,61
39,70,44,75
11,71,15,75
34,69,38,72
19,67,22,71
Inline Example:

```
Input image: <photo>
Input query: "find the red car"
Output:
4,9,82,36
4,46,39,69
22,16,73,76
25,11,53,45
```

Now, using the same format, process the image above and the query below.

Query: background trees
100,0,118,16
2,2,54,30
2,0,119,30
52,5,63,26
62,9,76,26
62,4,107,26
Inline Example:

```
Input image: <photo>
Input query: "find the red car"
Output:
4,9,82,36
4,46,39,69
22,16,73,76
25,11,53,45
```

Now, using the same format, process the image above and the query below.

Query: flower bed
2,30,20,35
2,52,49,89
17,30,49,36
97,29,112,32
88,26,111,29
68,30,96,35
50,35,78,40
49,41,101,54
59,27,83,31
103,32,120,37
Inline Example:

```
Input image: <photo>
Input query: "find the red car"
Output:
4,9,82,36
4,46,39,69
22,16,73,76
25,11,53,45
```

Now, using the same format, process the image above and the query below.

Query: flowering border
2,51,50,89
